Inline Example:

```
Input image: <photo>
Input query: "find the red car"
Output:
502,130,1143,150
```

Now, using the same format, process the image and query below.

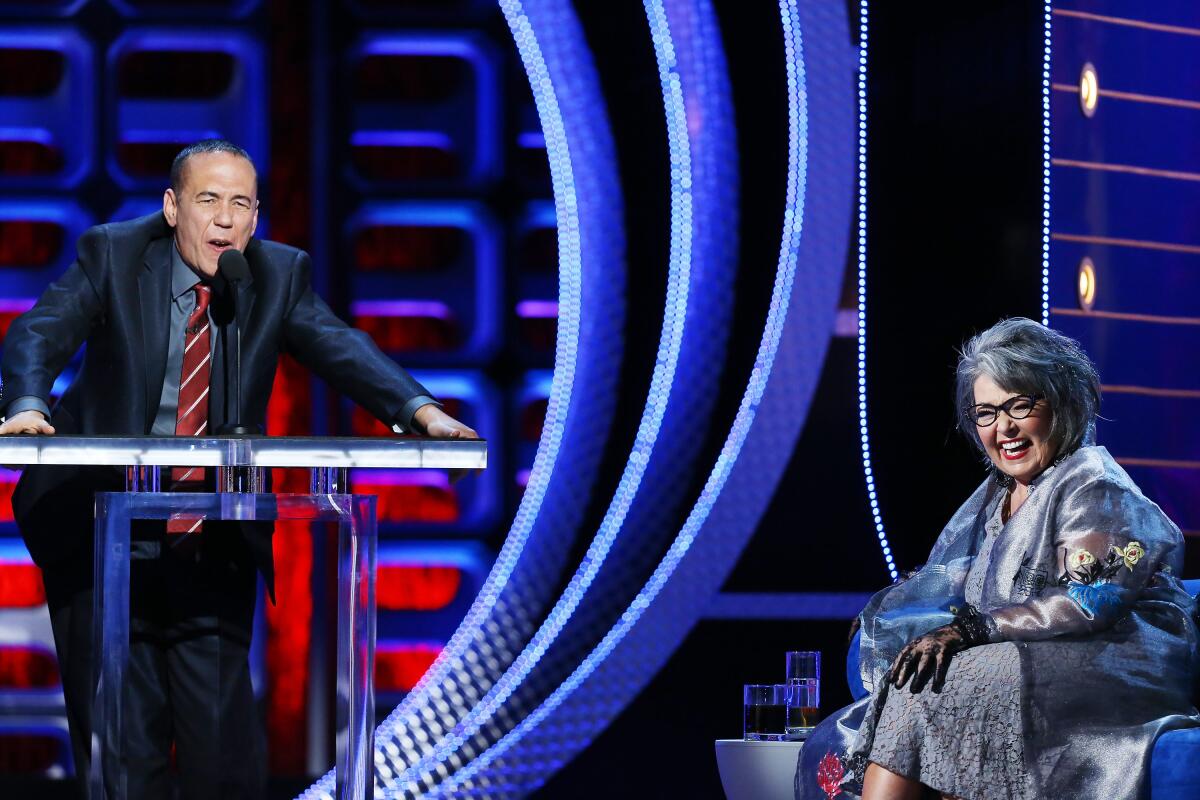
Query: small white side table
714,738,803,800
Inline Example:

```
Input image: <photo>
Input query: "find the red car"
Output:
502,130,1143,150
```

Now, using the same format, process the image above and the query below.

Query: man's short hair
170,139,256,193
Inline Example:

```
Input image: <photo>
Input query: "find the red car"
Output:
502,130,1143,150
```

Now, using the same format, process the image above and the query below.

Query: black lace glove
889,605,993,694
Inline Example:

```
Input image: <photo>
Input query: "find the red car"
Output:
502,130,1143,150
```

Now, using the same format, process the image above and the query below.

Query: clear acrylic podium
0,435,486,800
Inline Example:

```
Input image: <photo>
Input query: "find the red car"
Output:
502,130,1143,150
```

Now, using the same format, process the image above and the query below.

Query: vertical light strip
857,0,898,581
1042,1,1052,325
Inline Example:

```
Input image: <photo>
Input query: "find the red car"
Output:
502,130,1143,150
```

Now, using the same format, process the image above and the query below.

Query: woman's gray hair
955,317,1101,463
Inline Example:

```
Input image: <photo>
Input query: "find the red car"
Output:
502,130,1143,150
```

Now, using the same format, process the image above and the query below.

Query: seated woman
795,318,1199,800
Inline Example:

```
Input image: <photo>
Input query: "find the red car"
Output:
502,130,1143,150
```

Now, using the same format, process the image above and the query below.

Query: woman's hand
889,624,968,694
889,605,993,693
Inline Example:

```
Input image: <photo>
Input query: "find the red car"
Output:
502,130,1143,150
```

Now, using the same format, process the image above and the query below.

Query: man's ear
163,188,178,227
249,200,259,238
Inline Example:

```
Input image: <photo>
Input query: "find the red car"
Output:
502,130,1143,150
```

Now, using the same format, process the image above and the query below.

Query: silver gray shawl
798,446,1199,799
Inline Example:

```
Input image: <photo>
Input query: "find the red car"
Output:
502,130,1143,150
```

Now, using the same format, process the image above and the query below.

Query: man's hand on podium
0,410,55,436
411,404,479,483
412,404,479,440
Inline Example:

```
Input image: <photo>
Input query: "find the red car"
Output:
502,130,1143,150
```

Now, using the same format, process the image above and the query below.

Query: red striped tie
167,284,212,534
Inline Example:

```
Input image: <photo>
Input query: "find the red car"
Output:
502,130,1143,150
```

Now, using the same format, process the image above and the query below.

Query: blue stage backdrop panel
346,201,502,365
0,30,93,191
374,540,495,706
512,370,552,496
513,202,557,363
346,33,501,190
0,200,92,296
0,0,86,16
0,535,70,777
108,0,262,20
106,29,266,191
1047,2,1200,537
347,370,502,534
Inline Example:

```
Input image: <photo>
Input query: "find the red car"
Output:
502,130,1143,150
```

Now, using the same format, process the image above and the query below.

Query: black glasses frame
967,394,1043,428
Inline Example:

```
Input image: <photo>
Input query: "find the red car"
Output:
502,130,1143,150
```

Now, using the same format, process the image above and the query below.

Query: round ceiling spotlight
1077,256,1097,311
1079,62,1099,117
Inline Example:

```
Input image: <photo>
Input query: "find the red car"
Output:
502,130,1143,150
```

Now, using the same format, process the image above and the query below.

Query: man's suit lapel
139,237,172,432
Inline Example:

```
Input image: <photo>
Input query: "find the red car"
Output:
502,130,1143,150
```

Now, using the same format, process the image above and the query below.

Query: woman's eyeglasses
967,395,1042,427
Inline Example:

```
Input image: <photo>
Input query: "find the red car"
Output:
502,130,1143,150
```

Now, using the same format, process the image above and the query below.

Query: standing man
0,139,477,798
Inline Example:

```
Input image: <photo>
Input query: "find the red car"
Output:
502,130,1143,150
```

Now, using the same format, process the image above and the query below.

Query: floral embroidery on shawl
1114,541,1145,571
816,750,846,799
1065,579,1122,618
1057,541,1144,618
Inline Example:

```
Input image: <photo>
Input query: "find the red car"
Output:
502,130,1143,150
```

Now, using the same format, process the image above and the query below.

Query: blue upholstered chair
844,579,1200,798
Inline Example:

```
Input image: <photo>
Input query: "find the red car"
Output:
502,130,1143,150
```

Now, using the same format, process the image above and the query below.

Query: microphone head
217,249,252,282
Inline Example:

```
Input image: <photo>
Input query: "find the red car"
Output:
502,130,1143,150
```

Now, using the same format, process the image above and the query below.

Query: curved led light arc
384,0,702,791
432,1,813,792
856,0,898,582
1041,1,1051,325
300,1,624,796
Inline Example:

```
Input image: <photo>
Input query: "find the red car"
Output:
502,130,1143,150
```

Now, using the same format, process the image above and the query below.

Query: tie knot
194,283,212,309
188,284,212,330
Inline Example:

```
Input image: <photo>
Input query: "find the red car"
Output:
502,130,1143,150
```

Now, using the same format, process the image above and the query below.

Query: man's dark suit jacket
2,211,430,571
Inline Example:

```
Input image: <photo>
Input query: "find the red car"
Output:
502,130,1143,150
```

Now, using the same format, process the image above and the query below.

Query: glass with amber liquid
785,651,821,741
743,684,787,741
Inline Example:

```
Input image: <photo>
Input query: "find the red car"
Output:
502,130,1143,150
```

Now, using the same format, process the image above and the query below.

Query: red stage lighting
377,565,461,612
0,222,63,267
0,140,63,176
0,562,45,608
354,225,465,273
0,646,59,689
375,642,442,693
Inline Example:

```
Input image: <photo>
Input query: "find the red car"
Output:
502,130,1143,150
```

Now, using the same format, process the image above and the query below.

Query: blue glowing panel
346,202,501,364
514,202,556,361
375,542,493,642
345,0,498,17
347,371,502,533
0,201,93,297
1053,0,1200,27
512,370,552,493
0,30,93,190
0,537,66,767
0,0,86,15
106,30,267,191
1049,240,1200,319
109,0,263,19
1047,4,1200,548
347,34,500,188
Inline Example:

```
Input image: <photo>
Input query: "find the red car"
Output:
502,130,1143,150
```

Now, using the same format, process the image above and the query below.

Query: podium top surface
0,435,487,469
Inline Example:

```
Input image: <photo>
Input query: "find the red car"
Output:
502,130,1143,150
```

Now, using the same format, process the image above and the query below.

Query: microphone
218,248,251,283
215,249,258,436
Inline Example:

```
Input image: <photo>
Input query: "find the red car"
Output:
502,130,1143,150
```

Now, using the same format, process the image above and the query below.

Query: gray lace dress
866,499,1036,799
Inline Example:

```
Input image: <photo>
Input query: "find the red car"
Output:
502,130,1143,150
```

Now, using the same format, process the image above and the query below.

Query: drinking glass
743,684,787,741
785,651,821,740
